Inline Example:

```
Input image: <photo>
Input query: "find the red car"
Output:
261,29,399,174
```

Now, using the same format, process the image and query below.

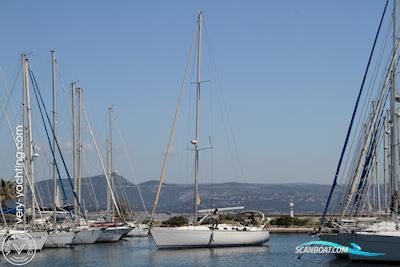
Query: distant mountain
34,175,340,214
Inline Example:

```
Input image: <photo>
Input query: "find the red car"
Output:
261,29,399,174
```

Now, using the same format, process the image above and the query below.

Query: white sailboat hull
211,229,270,247
0,231,48,251
96,226,130,243
151,227,211,248
44,231,74,248
96,229,122,243
126,224,149,237
71,229,101,244
26,231,48,251
151,225,269,248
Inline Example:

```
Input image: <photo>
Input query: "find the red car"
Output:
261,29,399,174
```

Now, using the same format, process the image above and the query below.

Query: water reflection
3,234,377,267
148,245,270,266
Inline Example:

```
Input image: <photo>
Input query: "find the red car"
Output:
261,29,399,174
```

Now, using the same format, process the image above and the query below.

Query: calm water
1,234,385,267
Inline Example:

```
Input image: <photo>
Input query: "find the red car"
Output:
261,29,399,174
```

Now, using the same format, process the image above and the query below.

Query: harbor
11,234,349,267
1,0,400,266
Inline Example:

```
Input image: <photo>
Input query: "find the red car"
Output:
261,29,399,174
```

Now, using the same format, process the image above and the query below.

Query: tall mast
24,57,36,223
72,81,78,219
22,54,27,228
384,111,390,212
106,138,110,218
51,50,57,228
77,87,83,217
193,12,203,225
390,0,399,219
107,106,114,221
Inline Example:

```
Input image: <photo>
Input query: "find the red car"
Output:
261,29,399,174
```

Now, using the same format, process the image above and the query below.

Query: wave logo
295,241,385,257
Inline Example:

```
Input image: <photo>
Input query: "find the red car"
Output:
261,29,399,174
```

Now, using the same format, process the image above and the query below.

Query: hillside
34,175,339,214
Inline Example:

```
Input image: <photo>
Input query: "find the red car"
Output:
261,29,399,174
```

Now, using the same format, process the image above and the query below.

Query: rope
81,103,124,220
29,69,86,220
29,70,73,219
321,0,389,226
338,37,400,216
336,15,392,202
149,23,197,222
82,155,100,211
0,63,21,132
333,8,400,217
115,119,148,216
115,173,134,218
0,82,43,220
204,22,246,182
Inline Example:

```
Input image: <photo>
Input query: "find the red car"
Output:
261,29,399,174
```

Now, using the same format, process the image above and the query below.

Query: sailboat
19,54,48,250
42,50,75,248
0,204,48,251
71,225,101,245
28,53,98,247
44,230,74,248
319,0,400,262
345,1,400,262
67,82,103,245
150,12,270,249
94,106,131,243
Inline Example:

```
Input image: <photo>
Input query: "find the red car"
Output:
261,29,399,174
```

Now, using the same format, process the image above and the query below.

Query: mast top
197,11,204,25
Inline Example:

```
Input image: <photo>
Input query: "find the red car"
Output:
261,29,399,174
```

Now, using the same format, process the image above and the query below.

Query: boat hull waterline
126,223,149,237
96,226,131,243
44,231,75,248
151,226,270,248
71,229,101,244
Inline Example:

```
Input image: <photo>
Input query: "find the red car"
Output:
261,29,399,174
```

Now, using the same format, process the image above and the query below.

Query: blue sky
0,0,389,184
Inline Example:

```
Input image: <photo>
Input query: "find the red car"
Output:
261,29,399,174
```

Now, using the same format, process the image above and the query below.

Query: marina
1,0,400,266
6,234,377,267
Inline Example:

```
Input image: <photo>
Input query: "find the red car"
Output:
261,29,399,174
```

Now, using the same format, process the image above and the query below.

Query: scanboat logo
2,232,37,266
295,241,385,257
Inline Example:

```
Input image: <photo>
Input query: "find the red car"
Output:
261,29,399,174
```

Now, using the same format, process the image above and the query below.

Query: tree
162,216,188,227
0,179,16,209
271,216,311,227
274,216,294,227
